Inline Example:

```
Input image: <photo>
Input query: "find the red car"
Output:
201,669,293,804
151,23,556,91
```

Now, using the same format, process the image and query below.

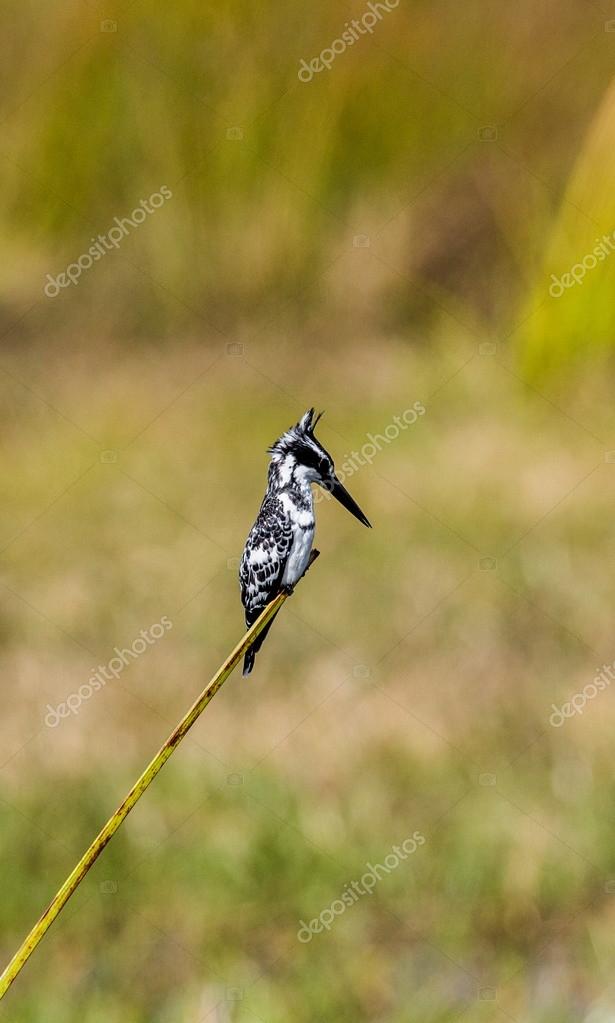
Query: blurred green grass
3,2,615,1019
2,1,615,370
2,343,615,1020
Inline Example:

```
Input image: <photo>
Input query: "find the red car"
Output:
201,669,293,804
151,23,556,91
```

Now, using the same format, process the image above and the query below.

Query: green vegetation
1,2,614,373
1,349,615,1020
2,2,615,1019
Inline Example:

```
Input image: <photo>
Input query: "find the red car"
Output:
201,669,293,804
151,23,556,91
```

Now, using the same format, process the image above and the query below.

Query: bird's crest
268,408,324,459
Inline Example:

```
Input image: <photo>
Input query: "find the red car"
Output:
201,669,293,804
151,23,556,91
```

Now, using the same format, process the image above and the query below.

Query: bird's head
268,408,371,527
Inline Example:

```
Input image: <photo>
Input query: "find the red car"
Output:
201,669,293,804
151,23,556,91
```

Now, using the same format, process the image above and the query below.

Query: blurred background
2,1,615,1020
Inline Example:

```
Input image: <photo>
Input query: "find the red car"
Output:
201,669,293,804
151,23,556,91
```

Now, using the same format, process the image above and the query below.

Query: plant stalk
0,549,319,999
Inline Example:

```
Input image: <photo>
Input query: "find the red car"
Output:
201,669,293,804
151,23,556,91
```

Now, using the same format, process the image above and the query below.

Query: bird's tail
242,647,256,676
242,611,280,677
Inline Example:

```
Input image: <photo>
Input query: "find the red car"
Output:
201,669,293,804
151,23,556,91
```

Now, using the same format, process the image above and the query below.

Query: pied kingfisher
239,408,371,676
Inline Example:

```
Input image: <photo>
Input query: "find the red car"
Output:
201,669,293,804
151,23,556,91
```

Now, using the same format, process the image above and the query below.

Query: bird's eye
319,458,330,475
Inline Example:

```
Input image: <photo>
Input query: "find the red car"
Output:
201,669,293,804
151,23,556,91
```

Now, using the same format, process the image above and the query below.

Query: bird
239,408,371,675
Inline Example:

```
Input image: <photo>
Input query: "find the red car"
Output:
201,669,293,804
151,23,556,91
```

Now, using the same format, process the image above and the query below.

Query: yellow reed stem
0,550,319,999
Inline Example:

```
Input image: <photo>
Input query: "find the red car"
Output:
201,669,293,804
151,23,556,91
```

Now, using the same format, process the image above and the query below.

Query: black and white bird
239,408,371,676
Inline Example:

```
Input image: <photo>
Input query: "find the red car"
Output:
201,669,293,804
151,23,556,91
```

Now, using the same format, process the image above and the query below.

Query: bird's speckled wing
239,494,292,625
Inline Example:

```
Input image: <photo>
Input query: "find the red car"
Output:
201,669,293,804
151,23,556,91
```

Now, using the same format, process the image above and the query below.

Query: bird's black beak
325,475,371,527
